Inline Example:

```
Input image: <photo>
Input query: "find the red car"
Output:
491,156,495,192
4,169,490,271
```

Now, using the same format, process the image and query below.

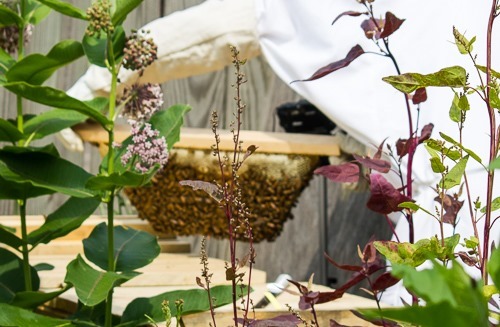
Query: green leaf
382,66,467,93
0,163,55,200
489,88,500,109
0,303,76,326
11,287,69,309
83,223,160,272
398,201,434,217
85,169,157,191
362,302,480,327
0,225,23,250
112,0,144,25
365,261,489,326
65,254,140,306
476,65,500,79
24,0,52,25
149,104,192,152
480,196,500,214
374,241,425,267
449,93,461,123
35,0,87,20
439,132,482,164
430,157,446,173
0,47,15,74
440,155,468,189
23,109,87,141
490,156,500,170
0,118,24,143
28,197,101,246
0,5,23,27
488,247,500,289
453,27,474,55
0,148,96,198
2,82,111,128
119,285,246,326
6,40,84,85
82,25,125,67
0,248,40,303
457,93,470,111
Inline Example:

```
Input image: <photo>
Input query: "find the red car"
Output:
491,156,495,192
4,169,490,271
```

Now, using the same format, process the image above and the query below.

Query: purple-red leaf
314,163,360,183
374,138,387,159
367,174,413,214
379,12,405,38
324,253,363,272
353,154,391,173
371,271,400,291
457,251,478,267
332,10,366,25
419,123,434,143
179,180,223,202
295,45,365,82
361,18,383,39
288,279,309,295
396,124,433,157
411,87,428,104
434,194,464,225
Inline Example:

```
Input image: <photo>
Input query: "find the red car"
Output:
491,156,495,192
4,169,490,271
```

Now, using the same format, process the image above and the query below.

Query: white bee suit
255,0,499,304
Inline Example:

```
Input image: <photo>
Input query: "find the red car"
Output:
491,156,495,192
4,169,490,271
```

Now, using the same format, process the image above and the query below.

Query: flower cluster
85,0,114,37
120,122,168,173
122,29,158,72
120,83,163,122
0,1,33,54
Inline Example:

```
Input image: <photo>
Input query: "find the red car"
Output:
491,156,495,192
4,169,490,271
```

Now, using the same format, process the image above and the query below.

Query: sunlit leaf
453,26,474,55
383,66,467,93
119,285,248,326
83,223,160,272
440,156,468,189
28,197,100,246
35,0,87,20
149,104,192,152
6,40,84,85
65,254,139,306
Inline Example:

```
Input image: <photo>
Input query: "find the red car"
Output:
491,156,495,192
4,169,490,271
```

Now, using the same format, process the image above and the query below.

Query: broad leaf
65,254,140,306
24,0,51,25
85,169,158,191
6,40,84,85
411,87,427,105
11,287,69,309
28,197,101,246
0,118,24,143
294,45,365,82
83,223,160,272
488,247,500,289
0,225,23,250
353,154,391,173
379,11,405,39
314,163,360,183
0,163,55,200
149,104,192,152
440,155,468,189
2,82,111,128
23,109,87,141
0,148,96,198
0,248,40,303
383,66,467,93
82,26,125,67
367,174,413,214
35,0,87,20
0,5,23,27
0,303,76,326
119,285,246,326
490,156,500,170
112,0,144,25
449,93,461,122
0,48,15,74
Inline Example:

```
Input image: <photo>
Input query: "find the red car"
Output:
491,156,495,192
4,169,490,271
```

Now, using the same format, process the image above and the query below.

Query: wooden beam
72,123,341,157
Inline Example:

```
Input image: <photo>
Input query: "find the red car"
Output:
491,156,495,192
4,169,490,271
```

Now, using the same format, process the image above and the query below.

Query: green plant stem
18,199,32,292
104,193,115,327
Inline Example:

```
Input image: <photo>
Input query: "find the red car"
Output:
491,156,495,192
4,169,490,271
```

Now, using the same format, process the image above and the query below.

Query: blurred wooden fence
0,0,391,292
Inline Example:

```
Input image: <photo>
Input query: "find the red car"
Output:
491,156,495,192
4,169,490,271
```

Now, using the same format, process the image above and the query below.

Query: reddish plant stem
481,0,498,283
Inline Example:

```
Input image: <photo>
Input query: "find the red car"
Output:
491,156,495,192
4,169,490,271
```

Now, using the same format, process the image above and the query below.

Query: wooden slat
73,123,341,156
